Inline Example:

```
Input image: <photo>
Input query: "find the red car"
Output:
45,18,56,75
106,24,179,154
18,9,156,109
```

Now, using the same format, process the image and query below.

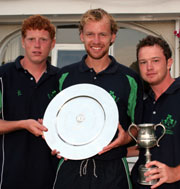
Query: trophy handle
154,123,166,147
128,123,138,143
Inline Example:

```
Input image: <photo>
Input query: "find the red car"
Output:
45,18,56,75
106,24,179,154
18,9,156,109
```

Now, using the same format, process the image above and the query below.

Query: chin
33,60,44,64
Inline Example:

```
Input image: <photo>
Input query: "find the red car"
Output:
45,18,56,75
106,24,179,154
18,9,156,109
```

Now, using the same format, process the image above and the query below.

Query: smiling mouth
91,45,103,50
92,47,101,50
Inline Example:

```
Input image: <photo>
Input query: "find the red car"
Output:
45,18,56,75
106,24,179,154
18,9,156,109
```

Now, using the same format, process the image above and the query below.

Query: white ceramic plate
43,84,119,160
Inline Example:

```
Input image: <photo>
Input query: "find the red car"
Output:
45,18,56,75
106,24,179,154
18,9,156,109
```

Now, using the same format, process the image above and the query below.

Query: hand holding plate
99,123,130,155
51,149,68,160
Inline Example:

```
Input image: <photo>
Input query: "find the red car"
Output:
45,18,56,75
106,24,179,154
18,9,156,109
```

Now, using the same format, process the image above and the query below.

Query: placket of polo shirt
89,68,98,82
152,100,157,122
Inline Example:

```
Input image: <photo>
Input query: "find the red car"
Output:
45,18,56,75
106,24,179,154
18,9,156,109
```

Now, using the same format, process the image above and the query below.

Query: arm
0,119,47,136
127,145,139,157
145,161,180,189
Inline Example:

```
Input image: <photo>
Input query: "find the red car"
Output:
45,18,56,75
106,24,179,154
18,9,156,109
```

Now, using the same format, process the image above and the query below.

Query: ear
51,39,56,50
110,33,116,45
167,58,173,70
80,32,84,43
21,38,25,49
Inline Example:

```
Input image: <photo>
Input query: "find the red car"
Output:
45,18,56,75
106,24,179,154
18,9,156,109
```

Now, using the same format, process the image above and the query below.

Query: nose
34,39,40,48
147,61,153,70
93,34,100,44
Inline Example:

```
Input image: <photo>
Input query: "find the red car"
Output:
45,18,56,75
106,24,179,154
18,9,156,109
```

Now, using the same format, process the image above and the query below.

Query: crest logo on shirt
161,114,176,135
48,90,57,100
109,90,119,103
17,90,22,96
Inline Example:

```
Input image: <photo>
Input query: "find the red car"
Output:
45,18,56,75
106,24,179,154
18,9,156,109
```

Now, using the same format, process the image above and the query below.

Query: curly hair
21,15,55,39
136,35,172,61
79,8,118,35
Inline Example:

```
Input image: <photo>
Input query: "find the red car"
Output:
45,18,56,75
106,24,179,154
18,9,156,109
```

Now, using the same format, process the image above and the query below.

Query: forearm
0,119,47,136
123,131,133,145
127,145,139,157
127,127,138,144
0,119,26,134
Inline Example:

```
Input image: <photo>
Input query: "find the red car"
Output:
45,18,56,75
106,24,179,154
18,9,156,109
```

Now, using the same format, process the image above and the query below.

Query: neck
21,58,47,82
85,55,111,73
151,76,175,100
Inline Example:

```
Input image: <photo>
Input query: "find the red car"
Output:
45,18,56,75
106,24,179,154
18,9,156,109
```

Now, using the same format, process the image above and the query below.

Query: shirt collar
166,77,180,94
15,56,59,75
147,77,180,100
79,54,119,74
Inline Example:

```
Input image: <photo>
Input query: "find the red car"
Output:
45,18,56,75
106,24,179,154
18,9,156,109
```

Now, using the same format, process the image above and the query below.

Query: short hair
136,35,172,61
21,15,55,40
79,8,118,35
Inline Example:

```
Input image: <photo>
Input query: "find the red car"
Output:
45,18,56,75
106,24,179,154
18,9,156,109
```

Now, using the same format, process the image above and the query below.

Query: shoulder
169,77,180,92
56,62,80,81
112,59,143,91
0,62,16,76
111,56,139,77
59,62,80,74
0,56,23,76
58,55,87,74
48,64,60,74
115,61,141,82
175,77,180,83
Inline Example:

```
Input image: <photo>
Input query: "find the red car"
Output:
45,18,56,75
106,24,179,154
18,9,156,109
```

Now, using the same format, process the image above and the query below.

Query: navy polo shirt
58,55,143,160
0,56,60,189
132,77,180,188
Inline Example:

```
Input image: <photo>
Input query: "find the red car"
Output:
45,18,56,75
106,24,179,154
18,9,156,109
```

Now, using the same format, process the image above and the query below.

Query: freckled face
80,16,116,60
22,29,55,64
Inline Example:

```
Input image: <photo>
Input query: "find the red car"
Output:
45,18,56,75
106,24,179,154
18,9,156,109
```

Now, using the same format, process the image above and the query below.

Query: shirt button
153,101,156,104
90,69,93,72
152,111,156,114
94,76,97,80
30,77,33,80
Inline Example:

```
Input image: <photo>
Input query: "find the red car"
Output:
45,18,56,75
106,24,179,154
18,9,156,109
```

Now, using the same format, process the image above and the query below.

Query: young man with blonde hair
53,8,143,189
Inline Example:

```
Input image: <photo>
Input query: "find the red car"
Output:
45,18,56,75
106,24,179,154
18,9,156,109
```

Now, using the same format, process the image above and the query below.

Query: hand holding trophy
128,123,166,185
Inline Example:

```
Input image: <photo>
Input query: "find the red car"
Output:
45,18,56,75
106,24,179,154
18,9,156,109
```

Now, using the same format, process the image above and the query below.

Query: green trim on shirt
59,72,69,91
126,75,138,123
122,157,133,189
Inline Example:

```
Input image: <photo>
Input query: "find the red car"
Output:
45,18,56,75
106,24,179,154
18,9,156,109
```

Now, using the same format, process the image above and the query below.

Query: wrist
18,120,26,130
175,165,180,182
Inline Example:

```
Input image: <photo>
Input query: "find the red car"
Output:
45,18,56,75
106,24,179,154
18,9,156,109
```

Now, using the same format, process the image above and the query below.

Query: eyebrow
139,56,161,61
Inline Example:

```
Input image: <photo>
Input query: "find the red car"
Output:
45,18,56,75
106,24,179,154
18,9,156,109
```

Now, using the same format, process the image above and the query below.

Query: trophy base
138,164,158,185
